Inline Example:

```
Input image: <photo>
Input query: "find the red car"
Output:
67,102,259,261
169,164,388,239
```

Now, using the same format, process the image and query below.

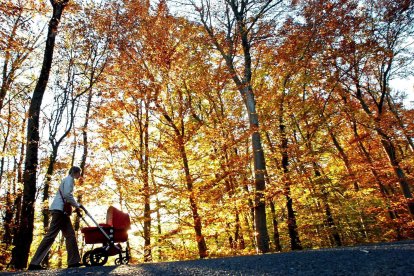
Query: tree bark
10,0,69,269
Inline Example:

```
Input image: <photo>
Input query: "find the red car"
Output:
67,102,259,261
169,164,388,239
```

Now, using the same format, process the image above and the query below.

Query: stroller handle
80,205,120,249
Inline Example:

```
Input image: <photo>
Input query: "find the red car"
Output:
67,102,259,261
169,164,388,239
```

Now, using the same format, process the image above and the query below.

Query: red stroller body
80,206,131,266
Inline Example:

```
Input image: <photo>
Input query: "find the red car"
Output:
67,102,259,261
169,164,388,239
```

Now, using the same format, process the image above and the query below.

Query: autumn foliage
0,0,413,270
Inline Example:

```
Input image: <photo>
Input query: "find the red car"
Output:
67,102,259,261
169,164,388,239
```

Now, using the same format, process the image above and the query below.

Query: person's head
68,166,82,179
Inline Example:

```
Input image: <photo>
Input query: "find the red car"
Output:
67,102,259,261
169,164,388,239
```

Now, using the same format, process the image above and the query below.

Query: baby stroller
79,205,131,266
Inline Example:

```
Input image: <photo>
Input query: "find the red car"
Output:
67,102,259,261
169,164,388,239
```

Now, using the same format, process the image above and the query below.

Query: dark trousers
29,210,80,266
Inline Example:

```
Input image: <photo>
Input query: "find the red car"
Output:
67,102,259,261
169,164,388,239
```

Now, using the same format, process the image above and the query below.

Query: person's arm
62,176,80,208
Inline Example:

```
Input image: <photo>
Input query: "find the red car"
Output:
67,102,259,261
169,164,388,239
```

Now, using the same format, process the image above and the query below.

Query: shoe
68,262,83,268
28,264,46,270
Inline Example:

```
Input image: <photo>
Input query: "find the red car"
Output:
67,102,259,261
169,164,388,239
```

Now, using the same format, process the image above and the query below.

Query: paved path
2,241,413,275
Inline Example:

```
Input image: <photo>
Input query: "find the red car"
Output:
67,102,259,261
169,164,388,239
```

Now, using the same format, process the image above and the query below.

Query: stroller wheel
114,256,129,265
90,248,108,266
82,250,92,267
122,257,129,265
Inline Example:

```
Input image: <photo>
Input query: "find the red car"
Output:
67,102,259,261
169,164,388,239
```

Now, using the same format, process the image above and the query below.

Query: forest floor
2,240,413,275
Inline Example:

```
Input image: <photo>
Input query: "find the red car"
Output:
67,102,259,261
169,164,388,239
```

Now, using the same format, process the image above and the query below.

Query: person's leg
29,211,64,266
61,215,81,266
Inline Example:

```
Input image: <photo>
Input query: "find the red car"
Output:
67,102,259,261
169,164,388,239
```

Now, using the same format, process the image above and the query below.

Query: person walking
28,166,83,270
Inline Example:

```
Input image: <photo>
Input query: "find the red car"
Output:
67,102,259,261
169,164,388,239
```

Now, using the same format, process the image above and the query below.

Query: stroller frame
79,205,131,266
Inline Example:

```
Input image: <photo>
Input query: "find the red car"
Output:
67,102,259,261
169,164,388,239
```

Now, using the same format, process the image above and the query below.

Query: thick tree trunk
243,86,270,253
10,1,68,269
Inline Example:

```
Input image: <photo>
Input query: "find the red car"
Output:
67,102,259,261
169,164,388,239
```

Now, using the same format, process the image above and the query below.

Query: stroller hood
106,206,131,229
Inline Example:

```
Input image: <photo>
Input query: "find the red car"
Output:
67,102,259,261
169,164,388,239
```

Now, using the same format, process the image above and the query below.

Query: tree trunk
11,189,23,243
42,149,57,231
0,12,19,113
328,130,359,190
179,140,208,258
142,101,152,262
355,83,414,216
352,121,400,218
10,1,68,269
2,191,13,246
269,200,282,252
150,168,163,261
280,125,302,250
379,134,414,216
74,81,94,233
328,128,368,240
242,86,270,253
40,149,57,268
321,190,342,246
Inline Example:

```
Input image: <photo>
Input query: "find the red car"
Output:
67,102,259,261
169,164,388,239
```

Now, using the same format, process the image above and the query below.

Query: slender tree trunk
379,133,414,215
10,1,69,269
269,200,282,252
264,131,285,251
150,169,163,261
156,99,207,258
355,83,414,216
266,128,302,250
280,125,302,250
42,149,57,231
0,103,12,183
241,175,256,249
40,149,57,268
351,121,399,220
75,85,94,234
0,12,19,113
328,130,359,190
328,128,368,240
386,96,414,152
3,190,13,246
320,189,342,246
142,101,152,262
178,139,208,258
16,117,26,186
